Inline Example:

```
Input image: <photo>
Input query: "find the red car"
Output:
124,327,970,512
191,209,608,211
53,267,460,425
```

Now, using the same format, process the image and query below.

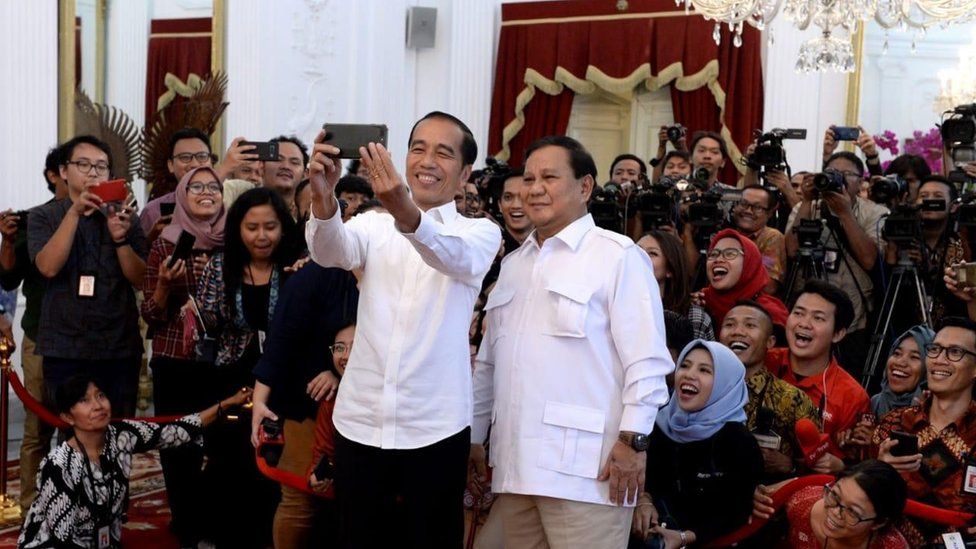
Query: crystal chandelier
935,30,976,112
676,0,976,73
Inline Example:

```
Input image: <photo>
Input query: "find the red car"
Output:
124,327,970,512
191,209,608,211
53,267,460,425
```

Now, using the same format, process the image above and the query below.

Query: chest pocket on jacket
483,286,516,345
542,281,594,338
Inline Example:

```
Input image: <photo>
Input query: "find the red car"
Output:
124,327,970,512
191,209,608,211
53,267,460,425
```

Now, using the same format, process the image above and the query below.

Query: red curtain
145,18,212,123
488,0,763,178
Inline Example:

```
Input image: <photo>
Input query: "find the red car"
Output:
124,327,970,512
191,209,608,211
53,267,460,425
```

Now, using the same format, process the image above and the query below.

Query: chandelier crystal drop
677,0,976,72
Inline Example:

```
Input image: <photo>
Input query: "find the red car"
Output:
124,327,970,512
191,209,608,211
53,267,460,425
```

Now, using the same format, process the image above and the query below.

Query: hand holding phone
888,431,919,457
91,179,128,204
167,230,197,269
832,126,861,141
322,124,389,159
241,141,279,162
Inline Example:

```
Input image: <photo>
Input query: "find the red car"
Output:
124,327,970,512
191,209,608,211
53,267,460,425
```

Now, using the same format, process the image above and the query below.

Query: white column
445,0,498,161
0,2,59,210
762,19,849,172
224,0,269,148
105,0,150,205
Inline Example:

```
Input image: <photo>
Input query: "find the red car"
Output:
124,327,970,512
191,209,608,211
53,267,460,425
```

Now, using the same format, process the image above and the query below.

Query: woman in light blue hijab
870,325,935,417
630,340,763,548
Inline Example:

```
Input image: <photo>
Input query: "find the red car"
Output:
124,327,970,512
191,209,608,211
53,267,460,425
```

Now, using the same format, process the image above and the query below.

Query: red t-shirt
766,348,870,450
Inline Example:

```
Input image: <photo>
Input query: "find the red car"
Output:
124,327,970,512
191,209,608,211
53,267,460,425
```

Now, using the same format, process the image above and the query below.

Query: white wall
761,19,849,173
225,0,499,171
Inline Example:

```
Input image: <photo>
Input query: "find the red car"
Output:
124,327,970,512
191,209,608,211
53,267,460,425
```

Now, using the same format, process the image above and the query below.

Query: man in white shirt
469,136,673,548
305,112,502,548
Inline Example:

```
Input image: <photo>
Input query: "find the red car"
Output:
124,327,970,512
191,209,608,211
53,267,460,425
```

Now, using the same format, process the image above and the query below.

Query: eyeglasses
925,343,976,363
465,192,482,204
840,171,863,183
172,152,213,165
67,160,110,175
329,343,350,355
822,484,876,526
706,248,745,261
736,201,769,213
187,181,222,195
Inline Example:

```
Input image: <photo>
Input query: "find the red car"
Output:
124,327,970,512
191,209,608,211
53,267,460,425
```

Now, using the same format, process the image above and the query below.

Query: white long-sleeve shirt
472,214,673,506
306,200,501,449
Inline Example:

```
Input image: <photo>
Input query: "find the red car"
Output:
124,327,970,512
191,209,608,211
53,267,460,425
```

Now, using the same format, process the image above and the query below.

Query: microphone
795,418,831,468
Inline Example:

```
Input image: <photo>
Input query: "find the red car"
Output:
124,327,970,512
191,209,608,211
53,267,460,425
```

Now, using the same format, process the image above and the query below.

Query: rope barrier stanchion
0,337,22,525
5,367,183,428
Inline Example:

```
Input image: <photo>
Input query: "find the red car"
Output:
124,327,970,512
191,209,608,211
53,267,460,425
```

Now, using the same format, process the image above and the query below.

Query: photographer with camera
690,130,734,192
732,185,787,294
649,124,688,183
822,125,884,177
785,152,888,374
0,144,69,510
882,175,966,327
865,154,932,210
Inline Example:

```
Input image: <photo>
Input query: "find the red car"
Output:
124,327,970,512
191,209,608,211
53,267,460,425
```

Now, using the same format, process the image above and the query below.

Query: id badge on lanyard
96,524,110,549
961,452,976,497
78,271,97,299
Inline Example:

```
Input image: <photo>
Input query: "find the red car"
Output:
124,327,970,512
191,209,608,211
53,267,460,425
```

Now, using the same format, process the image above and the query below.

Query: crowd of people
2,108,976,549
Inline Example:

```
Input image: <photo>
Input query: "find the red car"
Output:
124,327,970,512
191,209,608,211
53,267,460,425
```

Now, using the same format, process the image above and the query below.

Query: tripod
784,245,828,305
861,248,932,388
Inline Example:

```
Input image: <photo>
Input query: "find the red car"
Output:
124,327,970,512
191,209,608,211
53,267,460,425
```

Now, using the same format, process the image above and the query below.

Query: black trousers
334,427,470,549
151,356,211,546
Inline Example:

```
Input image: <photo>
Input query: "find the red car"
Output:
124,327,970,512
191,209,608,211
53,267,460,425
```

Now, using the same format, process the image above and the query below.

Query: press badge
97,525,110,548
962,454,976,496
941,532,965,549
258,330,266,353
78,273,96,299
823,248,840,273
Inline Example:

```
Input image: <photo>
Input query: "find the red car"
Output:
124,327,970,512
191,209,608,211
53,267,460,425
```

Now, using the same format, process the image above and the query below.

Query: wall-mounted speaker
406,6,437,49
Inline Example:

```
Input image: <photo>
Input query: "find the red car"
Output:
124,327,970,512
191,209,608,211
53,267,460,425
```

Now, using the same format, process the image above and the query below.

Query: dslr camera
478,156,513,223
813,168,847,196
665,124,686,145
940,103,976,187
590,183,625,234
869,175,907,205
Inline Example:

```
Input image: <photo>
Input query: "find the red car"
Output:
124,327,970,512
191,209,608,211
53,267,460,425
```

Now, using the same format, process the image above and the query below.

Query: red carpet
0,451,180,548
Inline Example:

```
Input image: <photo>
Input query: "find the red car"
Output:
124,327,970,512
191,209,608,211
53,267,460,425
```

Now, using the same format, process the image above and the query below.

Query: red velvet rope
6,368,188,428
253,446,334,500
704,474,975,548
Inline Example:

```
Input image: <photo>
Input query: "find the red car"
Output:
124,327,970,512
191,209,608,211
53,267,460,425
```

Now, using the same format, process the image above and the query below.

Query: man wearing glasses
785,151,888,376
28,135,147,416
733,184,787,295
874,316,976,545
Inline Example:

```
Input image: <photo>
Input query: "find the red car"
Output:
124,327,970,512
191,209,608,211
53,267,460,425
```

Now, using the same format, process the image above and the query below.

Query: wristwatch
618,431,649,452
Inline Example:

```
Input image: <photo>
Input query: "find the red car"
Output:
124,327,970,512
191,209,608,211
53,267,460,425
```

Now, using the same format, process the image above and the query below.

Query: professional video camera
869,175,907,205
743,128,807,172
478,156,513,222
794,218,825,250
955,192,976,228
636,176,680,229
813,168,847,196
882,204,923,246
590,183,624,233
940,103,976,187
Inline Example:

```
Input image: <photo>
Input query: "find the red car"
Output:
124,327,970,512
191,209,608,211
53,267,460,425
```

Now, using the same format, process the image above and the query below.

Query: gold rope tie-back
156,72,206,113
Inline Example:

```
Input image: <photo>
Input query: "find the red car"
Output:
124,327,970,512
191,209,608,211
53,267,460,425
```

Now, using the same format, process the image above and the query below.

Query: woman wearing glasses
756,460,909,548
140,166,225,548
698,228,788,338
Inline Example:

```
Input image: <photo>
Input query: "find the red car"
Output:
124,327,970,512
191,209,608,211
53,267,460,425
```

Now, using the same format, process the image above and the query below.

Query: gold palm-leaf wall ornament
141,71,229,199
74,87,143,186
